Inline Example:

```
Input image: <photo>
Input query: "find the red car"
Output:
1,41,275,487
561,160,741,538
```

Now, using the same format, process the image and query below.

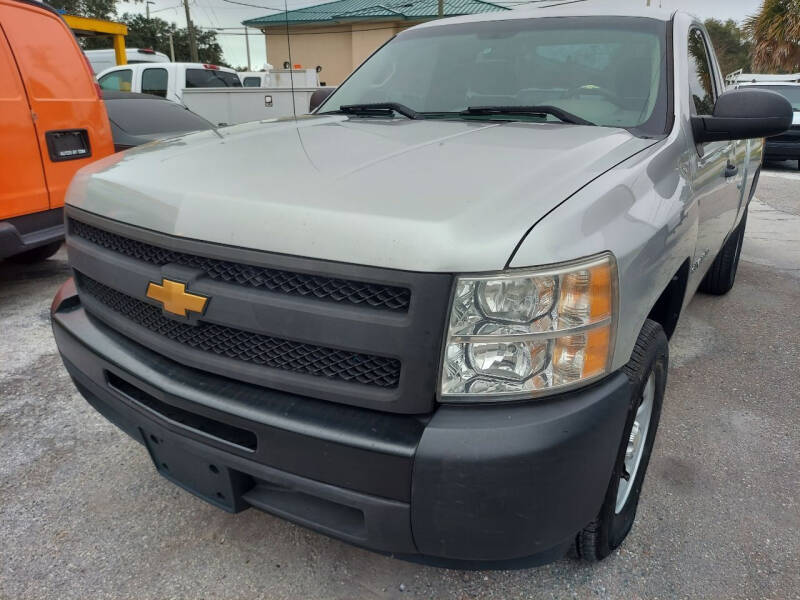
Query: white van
84,48,169,74
96,62,241,103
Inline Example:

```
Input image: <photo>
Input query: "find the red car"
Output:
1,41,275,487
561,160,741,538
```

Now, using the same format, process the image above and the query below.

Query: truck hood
68,115,656,272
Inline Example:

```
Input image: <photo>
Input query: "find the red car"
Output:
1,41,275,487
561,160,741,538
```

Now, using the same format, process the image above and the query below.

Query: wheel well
647,260,690,340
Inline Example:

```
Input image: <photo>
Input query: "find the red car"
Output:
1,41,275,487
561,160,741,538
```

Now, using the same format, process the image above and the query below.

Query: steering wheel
563,84,623,106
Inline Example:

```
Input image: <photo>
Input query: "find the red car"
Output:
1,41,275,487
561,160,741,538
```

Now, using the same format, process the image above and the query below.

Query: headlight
440,253,617,400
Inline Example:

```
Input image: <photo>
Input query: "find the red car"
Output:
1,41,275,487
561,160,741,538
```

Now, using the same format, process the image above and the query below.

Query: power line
150,3,183,13
222,0,284,11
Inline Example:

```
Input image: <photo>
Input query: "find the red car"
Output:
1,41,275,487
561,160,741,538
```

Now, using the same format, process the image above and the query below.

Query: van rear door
0,21,48,220
0,0,114,210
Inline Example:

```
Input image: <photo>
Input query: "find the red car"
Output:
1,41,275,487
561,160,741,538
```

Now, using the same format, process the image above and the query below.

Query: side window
142,68,168,97
687,29,716,115
243,76,260,87
99,69,133,92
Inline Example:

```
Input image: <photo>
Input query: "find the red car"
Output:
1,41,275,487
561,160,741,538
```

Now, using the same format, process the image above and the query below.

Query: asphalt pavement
1,164,799,600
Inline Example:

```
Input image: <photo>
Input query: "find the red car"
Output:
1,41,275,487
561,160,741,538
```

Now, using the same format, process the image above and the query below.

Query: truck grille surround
70,219,411,311
77,273,402,388
65,208,453,414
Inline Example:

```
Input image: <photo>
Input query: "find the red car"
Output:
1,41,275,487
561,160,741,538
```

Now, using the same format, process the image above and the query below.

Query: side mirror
692,89,793,143
309,87,336,113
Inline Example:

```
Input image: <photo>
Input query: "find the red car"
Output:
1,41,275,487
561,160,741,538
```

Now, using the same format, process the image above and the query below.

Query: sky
119,0,764,70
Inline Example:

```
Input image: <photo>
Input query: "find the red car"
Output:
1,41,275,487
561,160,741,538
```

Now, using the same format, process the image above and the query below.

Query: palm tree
745,0,800,73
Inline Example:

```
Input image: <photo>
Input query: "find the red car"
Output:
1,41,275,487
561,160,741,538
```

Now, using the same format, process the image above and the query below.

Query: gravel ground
1,166,799,600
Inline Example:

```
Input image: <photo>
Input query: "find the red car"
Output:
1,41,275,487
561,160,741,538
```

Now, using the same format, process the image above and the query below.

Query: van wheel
8,241,62,264
575,319,667,562
699,209,747,295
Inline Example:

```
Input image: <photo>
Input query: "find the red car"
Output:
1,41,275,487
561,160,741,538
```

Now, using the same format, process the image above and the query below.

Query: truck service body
51,4,791,565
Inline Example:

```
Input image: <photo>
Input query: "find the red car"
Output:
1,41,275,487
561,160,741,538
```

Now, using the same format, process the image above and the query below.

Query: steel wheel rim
615,372,655,514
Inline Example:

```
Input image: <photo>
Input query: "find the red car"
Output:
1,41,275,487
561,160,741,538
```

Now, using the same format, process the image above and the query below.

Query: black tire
7,241,62,264
699,209,747,295
575,319,668,562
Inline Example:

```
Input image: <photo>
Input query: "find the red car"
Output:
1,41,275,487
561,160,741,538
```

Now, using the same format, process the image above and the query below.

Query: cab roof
414,0,678,29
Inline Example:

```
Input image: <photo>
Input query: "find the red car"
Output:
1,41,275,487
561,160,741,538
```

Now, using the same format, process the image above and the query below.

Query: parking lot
1,164,799,600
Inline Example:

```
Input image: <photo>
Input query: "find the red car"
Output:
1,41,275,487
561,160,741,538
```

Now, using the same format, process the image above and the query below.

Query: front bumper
0,208,64,259
52,278,631,566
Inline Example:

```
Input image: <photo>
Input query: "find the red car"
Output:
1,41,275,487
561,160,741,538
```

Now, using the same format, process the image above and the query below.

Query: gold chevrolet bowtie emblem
146,279,208,317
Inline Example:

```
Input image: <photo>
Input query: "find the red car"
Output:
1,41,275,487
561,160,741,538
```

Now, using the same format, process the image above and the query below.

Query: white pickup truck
55,5,791,568
96,62,242,103
97,63,324,125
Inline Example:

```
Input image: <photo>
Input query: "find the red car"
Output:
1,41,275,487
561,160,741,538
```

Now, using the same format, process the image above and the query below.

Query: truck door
0,1,114,210
687,27,740,275
0,23,48,220
141,66,169,98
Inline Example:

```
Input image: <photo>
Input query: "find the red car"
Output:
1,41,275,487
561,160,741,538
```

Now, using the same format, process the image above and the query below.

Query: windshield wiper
332,103,419,120
460,105,595,126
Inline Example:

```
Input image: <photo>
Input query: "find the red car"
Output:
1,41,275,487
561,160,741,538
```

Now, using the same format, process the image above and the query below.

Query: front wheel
575,319,668,561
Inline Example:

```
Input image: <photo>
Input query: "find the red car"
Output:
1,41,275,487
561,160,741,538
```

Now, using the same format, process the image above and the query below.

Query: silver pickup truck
51,4,791,566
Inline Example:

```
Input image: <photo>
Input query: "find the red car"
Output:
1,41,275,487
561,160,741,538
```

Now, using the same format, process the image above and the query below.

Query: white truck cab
96,62,241,102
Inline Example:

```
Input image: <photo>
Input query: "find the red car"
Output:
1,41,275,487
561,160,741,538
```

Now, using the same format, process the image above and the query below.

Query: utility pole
244,27,251,71
438,0,443,17
168,32,176,61
182,0,199,62
146,0,154,19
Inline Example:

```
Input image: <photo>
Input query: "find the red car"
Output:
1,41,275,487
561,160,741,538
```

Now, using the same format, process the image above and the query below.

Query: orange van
0,0,113,263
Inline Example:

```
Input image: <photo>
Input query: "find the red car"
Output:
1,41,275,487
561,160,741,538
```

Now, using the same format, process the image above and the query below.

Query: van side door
0,22,48,219
686,27,740,279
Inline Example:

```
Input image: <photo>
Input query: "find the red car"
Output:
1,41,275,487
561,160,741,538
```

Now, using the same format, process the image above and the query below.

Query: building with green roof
243,0,508,85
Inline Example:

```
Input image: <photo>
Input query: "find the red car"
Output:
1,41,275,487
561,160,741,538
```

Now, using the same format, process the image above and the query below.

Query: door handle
724,162,738,178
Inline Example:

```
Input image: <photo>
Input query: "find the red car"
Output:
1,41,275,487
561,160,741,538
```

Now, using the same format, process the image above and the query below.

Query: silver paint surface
66,10,761,373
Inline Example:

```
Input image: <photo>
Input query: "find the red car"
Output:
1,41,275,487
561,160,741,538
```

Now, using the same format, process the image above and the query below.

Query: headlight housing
440,253,617,401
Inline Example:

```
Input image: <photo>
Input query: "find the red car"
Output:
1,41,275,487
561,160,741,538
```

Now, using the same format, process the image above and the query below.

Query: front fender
508,137,696,371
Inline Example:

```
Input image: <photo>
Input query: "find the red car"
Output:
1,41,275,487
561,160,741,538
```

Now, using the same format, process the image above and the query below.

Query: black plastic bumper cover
0,208,64,259
52,279,632,565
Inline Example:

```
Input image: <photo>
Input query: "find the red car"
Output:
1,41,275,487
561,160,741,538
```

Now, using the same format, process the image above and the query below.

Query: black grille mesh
70,219,410,312
77,274,401,388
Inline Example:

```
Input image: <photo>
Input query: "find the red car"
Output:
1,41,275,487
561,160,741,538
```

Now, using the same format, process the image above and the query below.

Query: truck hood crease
67,116,656,272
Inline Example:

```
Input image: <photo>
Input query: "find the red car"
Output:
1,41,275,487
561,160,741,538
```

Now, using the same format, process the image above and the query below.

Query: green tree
121,14,227,65
704,18,752,76
745,0,800,73
50,0,142,50
49,0,118,20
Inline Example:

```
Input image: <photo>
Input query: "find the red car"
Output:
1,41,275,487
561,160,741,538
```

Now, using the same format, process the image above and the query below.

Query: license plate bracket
141,428,252,513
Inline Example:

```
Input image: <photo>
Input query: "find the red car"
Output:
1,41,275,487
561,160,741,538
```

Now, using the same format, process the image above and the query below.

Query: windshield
321,17,669,135
185,69,243,88
747,85,800,110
